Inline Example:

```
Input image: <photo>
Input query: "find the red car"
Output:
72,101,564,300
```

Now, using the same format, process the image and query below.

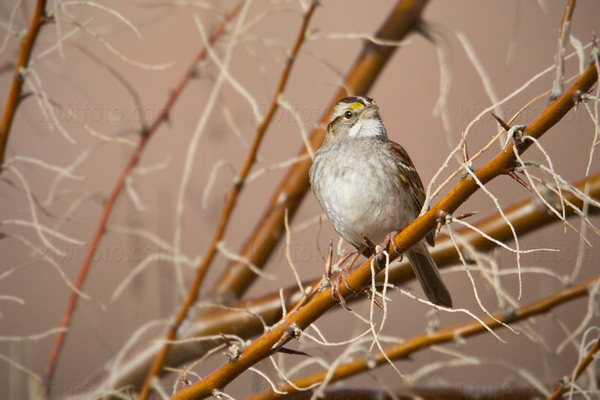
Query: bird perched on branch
309,96,452,308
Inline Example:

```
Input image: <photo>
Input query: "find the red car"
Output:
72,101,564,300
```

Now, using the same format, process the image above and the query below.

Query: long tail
406,243,452,307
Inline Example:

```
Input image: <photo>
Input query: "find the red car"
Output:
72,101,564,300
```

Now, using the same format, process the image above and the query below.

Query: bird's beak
359,104,379,120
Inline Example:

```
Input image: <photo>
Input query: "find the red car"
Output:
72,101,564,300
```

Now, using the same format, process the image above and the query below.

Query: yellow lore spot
348,102,365,110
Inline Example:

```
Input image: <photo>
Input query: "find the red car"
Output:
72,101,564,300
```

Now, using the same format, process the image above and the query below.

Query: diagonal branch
40,4,243,397
137,2,320,399
0,0,48,171
255,386,542,400
547,335,600,400
243,275,600,400
550,0,577,100
73,169,600,398
172,58,599,400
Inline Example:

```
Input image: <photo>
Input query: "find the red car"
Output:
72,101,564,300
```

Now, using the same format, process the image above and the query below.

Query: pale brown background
1,0,600,398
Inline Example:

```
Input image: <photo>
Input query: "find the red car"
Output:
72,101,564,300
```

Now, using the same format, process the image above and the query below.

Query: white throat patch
348,118,385,138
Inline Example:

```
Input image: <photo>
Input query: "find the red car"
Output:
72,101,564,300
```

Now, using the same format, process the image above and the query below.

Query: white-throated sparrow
309,96,452,307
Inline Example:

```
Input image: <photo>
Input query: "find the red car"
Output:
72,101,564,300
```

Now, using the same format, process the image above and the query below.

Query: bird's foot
329,246,364,309
382,231,402,261
361,234,377,255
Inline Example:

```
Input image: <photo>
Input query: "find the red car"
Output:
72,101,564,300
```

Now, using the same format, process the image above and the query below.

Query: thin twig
547,335,600,400
0,0,48,171
550,0,577,100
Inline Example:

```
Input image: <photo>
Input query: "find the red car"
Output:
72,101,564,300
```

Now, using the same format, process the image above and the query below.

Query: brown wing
388,141,435,246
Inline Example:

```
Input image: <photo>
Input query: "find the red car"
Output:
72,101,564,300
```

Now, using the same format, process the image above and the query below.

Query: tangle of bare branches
40,3,243,397
70,161,600,398
243,274,600,400
172,58,599,400
138,2,320,399
2,1,600,399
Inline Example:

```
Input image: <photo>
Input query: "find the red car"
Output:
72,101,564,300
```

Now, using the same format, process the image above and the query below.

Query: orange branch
243,275,600,400
40,4,243,397
550,0,577,99
547,335,600,400
0,0,47,171
71,168,600,397
137,2,320,399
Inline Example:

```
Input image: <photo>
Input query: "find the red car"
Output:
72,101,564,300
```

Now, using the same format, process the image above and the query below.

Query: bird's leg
365,232,402,264
330,232,399,309
361,234,377,255
329,249,356,279
383,231,402,261
330,245,364,309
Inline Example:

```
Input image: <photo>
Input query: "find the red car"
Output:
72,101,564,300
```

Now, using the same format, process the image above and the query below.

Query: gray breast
310,138,417,248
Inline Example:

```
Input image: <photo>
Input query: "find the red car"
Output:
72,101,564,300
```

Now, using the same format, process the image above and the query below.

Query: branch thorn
491,112,511,131
363,289,384,310
271,323,302,351
435,210,452,237
507,170,531,191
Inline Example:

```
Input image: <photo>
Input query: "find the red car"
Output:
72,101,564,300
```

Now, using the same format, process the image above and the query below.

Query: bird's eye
344,110,353,119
